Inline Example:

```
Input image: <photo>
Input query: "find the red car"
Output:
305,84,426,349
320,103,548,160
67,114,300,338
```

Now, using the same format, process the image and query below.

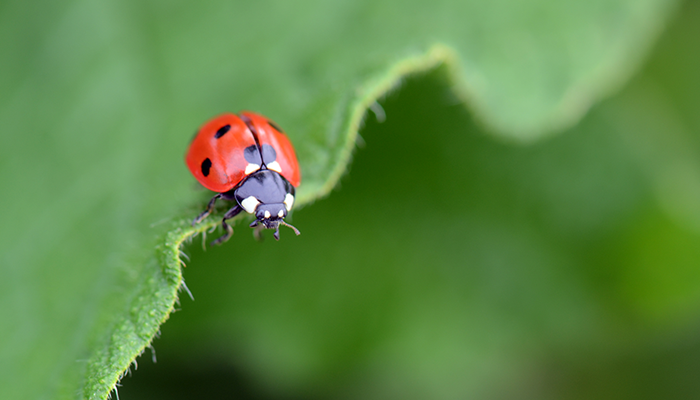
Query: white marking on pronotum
278,209,284,218
264,210,271,219
284,193,294,211
241,196,260,213
267,160,282,173
244,163,260,175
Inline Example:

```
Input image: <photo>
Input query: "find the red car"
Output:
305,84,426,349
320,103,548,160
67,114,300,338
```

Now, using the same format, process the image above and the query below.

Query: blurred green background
2,0,700,399
130,1,700,398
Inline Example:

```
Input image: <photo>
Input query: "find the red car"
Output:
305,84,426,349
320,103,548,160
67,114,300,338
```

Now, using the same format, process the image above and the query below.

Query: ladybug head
234,169,299,241
250,203,300,240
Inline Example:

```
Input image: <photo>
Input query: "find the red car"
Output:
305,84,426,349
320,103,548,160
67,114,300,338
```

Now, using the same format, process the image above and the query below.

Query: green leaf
0,0,684,399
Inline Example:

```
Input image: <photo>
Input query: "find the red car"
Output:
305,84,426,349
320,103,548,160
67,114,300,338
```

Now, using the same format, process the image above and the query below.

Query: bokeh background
124,2,700,399
2,0,699,399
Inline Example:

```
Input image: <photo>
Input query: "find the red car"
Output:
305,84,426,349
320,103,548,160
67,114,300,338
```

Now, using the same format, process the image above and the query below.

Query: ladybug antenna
276,220,300,241
280,220,300,235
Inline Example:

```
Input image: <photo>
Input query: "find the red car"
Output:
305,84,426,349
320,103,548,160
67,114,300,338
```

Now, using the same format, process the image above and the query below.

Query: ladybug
186,111,301,244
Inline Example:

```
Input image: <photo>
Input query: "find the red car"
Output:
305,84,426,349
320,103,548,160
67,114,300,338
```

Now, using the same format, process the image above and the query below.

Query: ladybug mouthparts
250,214,300,241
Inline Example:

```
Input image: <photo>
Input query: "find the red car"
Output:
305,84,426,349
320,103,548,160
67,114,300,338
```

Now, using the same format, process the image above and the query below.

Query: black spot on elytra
201,158,212,177
214,124,231,139
260,144,277,164
243,145,262,164
268,120,284,133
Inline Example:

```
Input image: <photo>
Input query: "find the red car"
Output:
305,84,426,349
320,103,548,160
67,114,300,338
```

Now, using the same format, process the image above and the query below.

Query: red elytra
185,111,301,243
186,111,300,192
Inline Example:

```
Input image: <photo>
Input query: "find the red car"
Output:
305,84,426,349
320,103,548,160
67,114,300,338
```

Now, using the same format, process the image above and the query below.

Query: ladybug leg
211,205,242,245
193,193,223,225
273,226,280,241
249,220,265,242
